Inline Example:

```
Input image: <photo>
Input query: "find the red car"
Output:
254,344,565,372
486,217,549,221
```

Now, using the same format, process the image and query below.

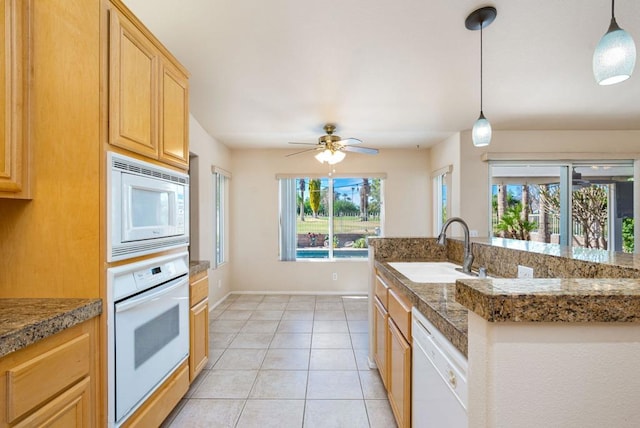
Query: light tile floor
162,294,397,428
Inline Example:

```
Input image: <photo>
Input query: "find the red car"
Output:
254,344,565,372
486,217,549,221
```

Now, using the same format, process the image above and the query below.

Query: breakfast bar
369,237,640,428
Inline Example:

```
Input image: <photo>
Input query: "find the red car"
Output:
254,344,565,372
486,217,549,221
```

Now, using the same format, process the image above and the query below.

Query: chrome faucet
437,217,474,274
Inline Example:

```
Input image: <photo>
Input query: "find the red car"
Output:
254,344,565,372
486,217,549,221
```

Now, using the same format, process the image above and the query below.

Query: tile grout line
168,294,387,427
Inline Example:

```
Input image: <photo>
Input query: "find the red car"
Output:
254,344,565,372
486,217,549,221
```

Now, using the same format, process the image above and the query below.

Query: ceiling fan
286,124,379,164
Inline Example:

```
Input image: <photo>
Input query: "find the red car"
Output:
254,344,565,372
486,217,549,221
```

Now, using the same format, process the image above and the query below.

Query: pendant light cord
480,20,484,112
611,0,615,19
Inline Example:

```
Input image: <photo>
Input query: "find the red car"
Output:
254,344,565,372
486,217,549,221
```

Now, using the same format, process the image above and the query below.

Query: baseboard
227,290,368,296
208,291,232,310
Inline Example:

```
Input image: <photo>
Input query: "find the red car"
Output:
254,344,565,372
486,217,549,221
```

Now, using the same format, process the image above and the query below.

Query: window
489,161,634,253
432,166,451,234
279,176,384,260
213,167,230,267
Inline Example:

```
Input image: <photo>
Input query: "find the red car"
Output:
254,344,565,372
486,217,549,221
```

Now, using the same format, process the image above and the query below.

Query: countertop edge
0,298,102,358
189,260,211,277
456,278,640,323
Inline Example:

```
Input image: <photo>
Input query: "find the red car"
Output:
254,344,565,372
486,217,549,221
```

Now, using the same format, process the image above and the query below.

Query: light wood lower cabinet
189,270,209,382
373,296,389,388
388,317,411,428
0,318,98,427
372,272,412,428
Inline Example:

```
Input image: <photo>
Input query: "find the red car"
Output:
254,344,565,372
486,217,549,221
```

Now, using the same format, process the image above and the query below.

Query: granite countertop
371,237,640,358
375,260,470,356
0,298,102,358
189,260,210,277
456,277,640,322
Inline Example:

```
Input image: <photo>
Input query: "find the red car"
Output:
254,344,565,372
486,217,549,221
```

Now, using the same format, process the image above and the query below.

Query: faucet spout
436,217,474,274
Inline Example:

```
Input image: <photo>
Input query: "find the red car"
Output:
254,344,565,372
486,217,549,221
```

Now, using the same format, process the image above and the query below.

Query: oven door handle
115,277,188,313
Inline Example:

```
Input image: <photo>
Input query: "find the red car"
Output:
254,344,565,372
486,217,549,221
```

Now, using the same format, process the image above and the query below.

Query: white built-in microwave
107,152,189,262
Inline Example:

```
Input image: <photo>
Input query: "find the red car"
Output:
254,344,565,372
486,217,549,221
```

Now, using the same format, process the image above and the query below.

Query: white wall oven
107,152,189,262
107,252,189,427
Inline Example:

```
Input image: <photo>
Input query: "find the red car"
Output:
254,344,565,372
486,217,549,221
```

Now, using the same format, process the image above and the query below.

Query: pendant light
593,0,636,85
465,7,497,147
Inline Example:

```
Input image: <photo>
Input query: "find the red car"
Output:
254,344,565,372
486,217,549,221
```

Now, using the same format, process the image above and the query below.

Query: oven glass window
134,305,180,368
131,188,170,227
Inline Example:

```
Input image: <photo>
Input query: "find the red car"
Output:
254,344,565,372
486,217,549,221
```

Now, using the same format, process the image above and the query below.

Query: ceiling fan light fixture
593,15,636,85
472,111,492,147
328,150,346,164
315,149,345,165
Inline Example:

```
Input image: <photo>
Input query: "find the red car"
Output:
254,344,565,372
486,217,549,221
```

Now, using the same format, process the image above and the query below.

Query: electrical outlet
217,279,222,288
517,265,534,278
470,229,479,237
332,273,338,281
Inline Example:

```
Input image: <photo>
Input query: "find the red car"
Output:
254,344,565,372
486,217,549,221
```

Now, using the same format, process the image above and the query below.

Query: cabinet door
108,6,158,158
159,61,188,169
13,377,91,428
373,296,389,388
388,318,411,428
0,0,29,198
189,298,209,382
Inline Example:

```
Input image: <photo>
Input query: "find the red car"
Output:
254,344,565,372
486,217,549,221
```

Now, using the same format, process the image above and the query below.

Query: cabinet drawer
6,333,90,422
13,376,90,428
121,361,189,428
190,272,209,305
388,287,412,341
375,275,389,308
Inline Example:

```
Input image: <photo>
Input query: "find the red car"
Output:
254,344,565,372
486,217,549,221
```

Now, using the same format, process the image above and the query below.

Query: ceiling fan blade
337,138,362,145
342,145,378,155
288,142,318,145
286,148,319,157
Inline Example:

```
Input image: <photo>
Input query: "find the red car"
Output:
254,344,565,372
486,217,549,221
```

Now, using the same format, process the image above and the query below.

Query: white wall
229,148,431,293
430,130,640,237
189,114,232,305
467,311,640,428
430,133,461,236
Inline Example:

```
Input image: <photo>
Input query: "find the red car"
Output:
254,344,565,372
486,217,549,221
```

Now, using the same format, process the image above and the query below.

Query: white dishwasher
412,307,468,427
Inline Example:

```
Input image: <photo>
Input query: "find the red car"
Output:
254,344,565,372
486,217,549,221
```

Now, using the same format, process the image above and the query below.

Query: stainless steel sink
388,262,486,283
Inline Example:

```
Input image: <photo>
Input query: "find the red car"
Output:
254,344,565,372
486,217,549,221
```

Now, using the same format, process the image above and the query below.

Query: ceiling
123,0,640,149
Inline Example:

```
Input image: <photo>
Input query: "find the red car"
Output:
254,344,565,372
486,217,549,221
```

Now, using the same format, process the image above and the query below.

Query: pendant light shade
472,111,492,147
466,7,496,148
593,1,636,85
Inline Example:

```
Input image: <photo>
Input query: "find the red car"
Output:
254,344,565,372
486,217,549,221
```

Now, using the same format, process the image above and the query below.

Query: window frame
213,166,231,268
488,160,636,253
432,165,452,234
278,174,385,261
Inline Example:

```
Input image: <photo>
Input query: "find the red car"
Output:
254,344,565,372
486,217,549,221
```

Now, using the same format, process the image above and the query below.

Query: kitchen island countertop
370,237,640,357
0,298,102,358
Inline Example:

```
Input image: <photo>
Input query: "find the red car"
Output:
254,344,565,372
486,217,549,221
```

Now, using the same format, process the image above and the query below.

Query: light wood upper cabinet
159,61,189,168
0,0,30,198
108,9,158,159
107,1,189,169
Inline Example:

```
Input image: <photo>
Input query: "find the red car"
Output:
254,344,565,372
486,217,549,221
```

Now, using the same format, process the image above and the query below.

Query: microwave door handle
115,278,188,313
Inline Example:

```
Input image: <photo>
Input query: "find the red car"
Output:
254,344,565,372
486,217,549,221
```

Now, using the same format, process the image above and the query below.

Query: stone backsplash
370,237,640,279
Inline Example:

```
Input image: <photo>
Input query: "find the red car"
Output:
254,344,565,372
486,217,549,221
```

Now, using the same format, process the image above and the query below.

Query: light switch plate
517,265,534,278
